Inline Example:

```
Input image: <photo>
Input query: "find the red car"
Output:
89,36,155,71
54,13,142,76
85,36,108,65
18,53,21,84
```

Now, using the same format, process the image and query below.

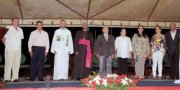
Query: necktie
105,34,108,41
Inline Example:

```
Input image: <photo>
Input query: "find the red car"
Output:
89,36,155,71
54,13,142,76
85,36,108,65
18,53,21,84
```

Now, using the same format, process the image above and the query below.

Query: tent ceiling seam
147,0,160,22
55,0,85,19
89,0,126,19
17,0,23,18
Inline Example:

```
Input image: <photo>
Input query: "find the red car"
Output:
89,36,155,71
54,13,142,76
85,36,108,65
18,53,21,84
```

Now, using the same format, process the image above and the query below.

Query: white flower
91,75,102,85
95,79,100,85
86,84,90,87
102,79,108,87
121,79,128,86
89,80,93,86
93,75,101,81
124,77,128,81
107,74,118,78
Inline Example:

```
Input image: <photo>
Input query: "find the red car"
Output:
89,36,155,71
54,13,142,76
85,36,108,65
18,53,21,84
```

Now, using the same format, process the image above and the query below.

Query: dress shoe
139,78,144,81
30,78,35,81
135,75,139,79
77,78,81,81
38,79,44,81
153,76,157,80
13,79,19,82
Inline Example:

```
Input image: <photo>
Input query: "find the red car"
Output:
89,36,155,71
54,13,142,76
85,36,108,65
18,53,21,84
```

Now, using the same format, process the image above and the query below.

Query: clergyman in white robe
51,28,74,80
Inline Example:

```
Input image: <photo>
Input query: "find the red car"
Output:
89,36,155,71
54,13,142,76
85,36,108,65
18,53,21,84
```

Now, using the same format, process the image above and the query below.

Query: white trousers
152,51,163,77
4,49,21,81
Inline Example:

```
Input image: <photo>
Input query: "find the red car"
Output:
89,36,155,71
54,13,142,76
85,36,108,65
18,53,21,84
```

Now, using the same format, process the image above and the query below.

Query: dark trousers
117,57,128,75
168,53,179,79
30,46,45,80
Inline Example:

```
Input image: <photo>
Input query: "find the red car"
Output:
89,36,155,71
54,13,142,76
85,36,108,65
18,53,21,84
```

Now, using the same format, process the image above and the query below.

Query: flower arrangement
81,72,138,90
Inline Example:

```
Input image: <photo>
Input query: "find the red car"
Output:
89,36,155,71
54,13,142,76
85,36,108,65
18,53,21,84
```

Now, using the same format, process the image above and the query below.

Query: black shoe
175,76,179,79
77,78,81,81
170,75,175,79
38,79,44,81
0,78,3,81
30,78,35,81
13,79,19,82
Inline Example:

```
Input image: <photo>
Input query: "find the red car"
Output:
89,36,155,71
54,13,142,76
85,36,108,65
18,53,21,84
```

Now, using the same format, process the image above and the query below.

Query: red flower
99,80,103,85
91,81,96,87
115,79,122,84
116,76,123,80
107,78,114,84
121,74,127,78
133,79,139,84
82,78,90,84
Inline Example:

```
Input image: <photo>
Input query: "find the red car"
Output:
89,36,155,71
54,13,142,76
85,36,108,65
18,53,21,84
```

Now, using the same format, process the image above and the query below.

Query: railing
1,19,180,28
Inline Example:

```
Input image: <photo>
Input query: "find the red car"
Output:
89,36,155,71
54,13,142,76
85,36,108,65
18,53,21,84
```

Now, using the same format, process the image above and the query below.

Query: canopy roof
0,0,180,27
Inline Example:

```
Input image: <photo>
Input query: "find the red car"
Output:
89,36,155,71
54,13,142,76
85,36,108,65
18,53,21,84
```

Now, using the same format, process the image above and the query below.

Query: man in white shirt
28,21,49,81
2,17,24,82
170,28,176,40
51,20,73,81
115,29,132,75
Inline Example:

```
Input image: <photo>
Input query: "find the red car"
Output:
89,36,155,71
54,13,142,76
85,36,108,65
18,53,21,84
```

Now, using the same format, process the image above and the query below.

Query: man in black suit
95,26,115,76
165,23,180,79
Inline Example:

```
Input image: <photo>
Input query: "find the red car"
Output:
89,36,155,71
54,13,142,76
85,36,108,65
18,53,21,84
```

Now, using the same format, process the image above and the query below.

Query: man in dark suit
95,26,115,76
165,23,180,79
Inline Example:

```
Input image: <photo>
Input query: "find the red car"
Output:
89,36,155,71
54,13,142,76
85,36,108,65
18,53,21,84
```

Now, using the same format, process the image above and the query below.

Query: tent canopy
0,0,180,27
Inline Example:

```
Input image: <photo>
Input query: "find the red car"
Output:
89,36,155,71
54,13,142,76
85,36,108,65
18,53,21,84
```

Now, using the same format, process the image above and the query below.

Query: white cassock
51,28,74,80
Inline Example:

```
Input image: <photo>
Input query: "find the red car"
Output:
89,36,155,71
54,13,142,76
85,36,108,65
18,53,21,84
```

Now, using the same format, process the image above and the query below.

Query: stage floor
3,80,180,89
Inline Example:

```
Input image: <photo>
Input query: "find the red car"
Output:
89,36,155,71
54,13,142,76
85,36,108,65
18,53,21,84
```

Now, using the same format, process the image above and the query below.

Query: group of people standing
1,17,179,83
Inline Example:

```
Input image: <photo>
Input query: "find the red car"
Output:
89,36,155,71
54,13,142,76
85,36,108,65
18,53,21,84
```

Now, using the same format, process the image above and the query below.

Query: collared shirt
4,25,24,51
115,36,132,58
104,34,108,41
28,30,49,52
170,30,177,40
